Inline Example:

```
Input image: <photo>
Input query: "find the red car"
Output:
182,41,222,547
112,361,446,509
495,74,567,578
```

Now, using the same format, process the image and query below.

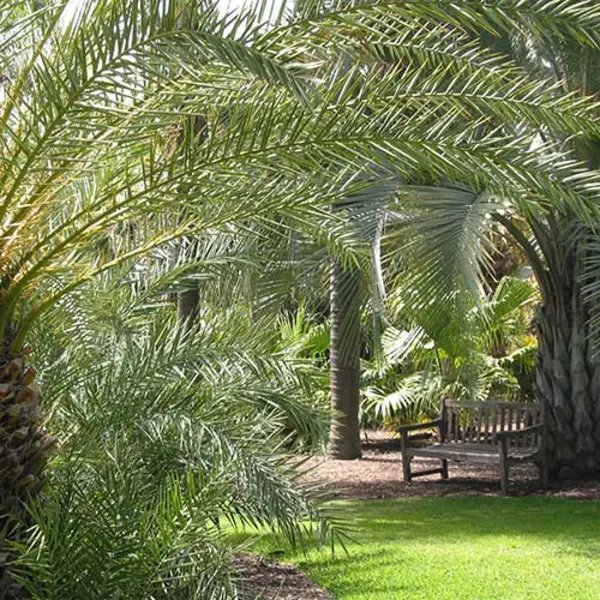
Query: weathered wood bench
398,399,547,494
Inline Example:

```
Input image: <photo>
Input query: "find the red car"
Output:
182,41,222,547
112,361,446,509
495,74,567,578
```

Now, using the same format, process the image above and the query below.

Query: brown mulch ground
236,429,600,599
304,429,600,500
235,554,334,600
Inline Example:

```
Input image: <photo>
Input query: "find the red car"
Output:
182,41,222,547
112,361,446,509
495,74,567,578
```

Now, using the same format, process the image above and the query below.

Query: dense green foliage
7,270,337,599
237,497,600,600
362,276,538,426
5,0,600,597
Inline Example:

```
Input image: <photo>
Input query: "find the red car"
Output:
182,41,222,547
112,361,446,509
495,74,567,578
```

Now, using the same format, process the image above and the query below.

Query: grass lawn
235,497,600,600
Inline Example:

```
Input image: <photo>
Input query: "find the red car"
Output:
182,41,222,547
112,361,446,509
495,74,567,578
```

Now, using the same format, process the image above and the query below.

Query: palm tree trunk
536,301,600,477
329,261,362,459
503,215,600,478
0,344,56,599
177,288,200,325
533,229,600,477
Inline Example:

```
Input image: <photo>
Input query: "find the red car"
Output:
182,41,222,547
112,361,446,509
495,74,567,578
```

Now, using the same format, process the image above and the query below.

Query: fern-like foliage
12,269,335,600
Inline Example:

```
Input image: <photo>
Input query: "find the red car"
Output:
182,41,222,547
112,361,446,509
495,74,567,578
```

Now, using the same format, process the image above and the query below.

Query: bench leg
402,454,412,483
400,431,412,483
441,459,449,480
499,454,509,495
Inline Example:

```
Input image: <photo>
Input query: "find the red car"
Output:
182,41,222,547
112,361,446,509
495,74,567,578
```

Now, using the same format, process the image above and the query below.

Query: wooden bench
398,399,548,494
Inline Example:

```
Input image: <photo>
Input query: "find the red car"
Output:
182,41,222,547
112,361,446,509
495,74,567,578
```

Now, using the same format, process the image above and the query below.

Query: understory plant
10,271,333,600
362,276,538,426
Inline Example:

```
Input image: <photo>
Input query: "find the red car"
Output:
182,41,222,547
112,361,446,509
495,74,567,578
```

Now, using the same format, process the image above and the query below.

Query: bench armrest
494,424,543,443
399,419,441,456
397,419,441,434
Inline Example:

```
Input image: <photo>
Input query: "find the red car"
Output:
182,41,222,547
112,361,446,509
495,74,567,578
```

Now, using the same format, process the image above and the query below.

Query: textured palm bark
533,230,600,477
329,262,362,460
0,344,56,599
536,303,600,477
507,214,600,478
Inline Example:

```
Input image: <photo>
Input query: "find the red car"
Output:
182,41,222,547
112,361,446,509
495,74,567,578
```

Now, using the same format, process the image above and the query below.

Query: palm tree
328,180,393,458
13,267,332,599
4,3,600,591
315,1,600,463
391,179,600,477
0,0,386,589
329,261,363,458
363,276,538,424
500,31,600,477
387,19,600,477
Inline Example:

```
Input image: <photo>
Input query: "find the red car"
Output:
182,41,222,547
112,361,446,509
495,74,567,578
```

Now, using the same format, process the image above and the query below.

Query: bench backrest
440,399,543,448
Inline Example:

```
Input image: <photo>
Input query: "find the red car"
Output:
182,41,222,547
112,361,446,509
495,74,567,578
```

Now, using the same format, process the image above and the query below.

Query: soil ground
237,429,600,599
304,429,600,500
236,554,334,600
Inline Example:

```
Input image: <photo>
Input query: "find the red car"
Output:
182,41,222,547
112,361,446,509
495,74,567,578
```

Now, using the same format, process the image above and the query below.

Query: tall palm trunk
177,288,200,324
0,343,56,599
329,261,362,459
174,115,206,327
534,232,600,477
536,285,600,477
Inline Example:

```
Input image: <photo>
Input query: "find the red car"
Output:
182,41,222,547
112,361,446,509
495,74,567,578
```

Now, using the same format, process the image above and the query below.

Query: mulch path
235,554,334,600
236,430,600,599
304,430,600,500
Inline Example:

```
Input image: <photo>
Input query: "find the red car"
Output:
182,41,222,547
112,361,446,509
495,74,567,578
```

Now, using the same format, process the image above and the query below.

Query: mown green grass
233,497,600,600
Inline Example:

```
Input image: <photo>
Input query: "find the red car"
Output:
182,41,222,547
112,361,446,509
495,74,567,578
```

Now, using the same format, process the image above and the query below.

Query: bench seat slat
406,442,538,462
